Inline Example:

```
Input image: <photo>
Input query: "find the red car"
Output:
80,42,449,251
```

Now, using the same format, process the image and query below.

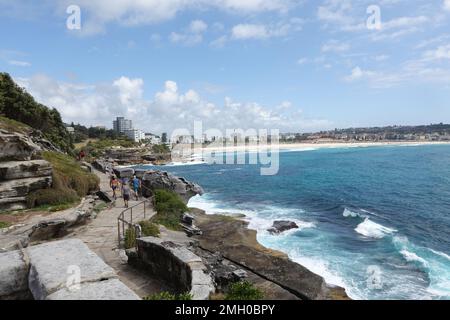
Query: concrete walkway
67,169,171,298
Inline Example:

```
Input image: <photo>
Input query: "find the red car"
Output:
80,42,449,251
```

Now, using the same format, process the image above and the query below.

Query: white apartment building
125,129,145,143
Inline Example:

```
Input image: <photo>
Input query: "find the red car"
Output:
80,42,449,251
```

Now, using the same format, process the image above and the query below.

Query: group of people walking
109,174,142,208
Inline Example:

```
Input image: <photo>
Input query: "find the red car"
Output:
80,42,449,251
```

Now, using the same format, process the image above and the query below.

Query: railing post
117,219,121,246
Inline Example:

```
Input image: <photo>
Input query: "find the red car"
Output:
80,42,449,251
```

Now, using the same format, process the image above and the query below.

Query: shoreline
190,207,350,300
192,140,450,154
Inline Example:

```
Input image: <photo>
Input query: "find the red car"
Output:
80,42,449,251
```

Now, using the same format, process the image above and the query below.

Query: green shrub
0,221,11,229
124,227,137,249
139,220,160,237
151,190,187,231
143,292,192,300
26,188,79,208
151,144,170,154
225,281,264,300
42,151,99,197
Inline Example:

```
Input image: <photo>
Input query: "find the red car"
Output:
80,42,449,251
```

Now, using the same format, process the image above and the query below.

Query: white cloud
231,19,302,40
189,20,208,33
444,0,450,11
321,40,350,53
8,60,31,67
15,74,331,133
423,44,450,60
232,24,269,39
53,0,293,36
169,20,208,46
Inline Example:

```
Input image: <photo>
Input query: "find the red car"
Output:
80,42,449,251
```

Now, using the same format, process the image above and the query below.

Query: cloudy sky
1,0,450,134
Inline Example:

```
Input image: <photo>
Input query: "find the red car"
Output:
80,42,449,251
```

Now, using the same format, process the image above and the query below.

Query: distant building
66,127,75,135
161,132,168,143
124,129,145,143
113,117,133,134
144,133,161,144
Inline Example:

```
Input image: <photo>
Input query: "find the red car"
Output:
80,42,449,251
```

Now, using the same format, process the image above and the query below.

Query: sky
0,0,450,134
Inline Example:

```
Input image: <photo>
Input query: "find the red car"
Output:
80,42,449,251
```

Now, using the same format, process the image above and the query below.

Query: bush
225,281,264,300
143,292,192,300
124,227,137,249
151,190,187,231
139,220,160,237
26,188,79,208
151,144,170,154
42,152,99,197
25,151,100,209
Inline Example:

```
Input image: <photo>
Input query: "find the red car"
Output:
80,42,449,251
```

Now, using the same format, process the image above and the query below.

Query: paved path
67,169,171,298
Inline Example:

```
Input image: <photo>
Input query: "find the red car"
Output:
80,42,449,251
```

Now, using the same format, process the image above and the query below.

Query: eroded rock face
267,221,299,234
141,170,204,202
0,129,54,211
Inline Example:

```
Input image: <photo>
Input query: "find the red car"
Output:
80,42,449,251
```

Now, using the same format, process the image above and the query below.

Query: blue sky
1,0,450,134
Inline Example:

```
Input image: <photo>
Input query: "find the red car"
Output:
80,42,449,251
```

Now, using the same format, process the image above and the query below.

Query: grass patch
143,292,192,300
0,221,11,229
225,281,264,300
0,115,30,133
78,138,138,159
151,190,188,231
26,151,99,208
93,202,108,213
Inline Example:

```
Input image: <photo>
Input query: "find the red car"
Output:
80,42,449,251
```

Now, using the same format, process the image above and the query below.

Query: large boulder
0,130,43,161
267,221,299,234
141,170,203,202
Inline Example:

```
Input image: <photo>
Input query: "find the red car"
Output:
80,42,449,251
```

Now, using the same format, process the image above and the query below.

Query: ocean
140,144,450,300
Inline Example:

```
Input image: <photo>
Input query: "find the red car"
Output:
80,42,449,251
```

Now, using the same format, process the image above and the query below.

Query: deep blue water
141,144,450,300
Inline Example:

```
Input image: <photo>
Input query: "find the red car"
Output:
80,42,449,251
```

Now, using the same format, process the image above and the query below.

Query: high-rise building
161,132,168,143
113,117,133,134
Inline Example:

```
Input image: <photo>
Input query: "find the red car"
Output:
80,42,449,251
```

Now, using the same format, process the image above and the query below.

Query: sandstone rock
0,160,52,181
0,176,52,199
0,196,27,211
141,170,204,202
46,279,140,300
27,239,117,300
0,250,30,299
0,130,42,161
267,220,299,234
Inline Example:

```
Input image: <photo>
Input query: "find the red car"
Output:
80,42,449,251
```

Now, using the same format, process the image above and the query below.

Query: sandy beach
170,141,450,159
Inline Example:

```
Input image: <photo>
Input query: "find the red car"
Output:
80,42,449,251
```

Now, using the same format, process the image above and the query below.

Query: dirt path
66,169,171,298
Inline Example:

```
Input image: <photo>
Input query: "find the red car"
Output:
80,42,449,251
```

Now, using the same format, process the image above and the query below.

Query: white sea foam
400,250,429,267
343,208,362,218
428,249,450,261
355,218,397,239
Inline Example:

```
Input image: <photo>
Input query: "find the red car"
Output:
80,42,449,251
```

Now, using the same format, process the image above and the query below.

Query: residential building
113,117,133,134
124,129,145,143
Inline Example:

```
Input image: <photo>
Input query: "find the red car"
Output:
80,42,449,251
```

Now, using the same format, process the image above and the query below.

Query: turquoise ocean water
140,144,450,300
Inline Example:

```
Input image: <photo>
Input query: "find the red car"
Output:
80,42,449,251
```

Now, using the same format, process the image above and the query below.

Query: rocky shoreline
189,208,350,300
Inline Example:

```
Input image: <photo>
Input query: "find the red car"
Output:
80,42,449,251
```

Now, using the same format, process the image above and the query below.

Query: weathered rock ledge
191,209,350,300
0,239,139,300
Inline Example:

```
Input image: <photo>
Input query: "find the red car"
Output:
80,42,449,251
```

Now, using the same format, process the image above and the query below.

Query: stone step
0,239,141,300
0,160,52,181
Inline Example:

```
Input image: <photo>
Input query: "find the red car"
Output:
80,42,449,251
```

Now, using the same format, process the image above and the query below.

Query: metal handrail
117,196,154,247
